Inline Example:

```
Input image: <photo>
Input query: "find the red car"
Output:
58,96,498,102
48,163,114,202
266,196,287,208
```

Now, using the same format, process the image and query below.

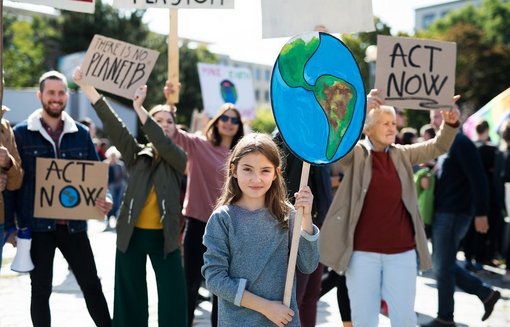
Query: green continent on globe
278,36,320,90
314,75,356,160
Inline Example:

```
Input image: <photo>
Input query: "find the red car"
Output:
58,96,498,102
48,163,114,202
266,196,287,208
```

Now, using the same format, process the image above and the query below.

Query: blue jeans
431,212,492,322
346,250,417,327
108,183,126,218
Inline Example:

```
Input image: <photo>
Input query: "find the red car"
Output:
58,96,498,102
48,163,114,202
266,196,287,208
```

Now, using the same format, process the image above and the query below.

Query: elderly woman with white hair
320,89,460,327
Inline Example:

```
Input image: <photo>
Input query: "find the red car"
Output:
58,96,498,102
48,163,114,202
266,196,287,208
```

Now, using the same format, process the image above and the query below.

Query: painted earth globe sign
220,79,238,104
271,32,366,164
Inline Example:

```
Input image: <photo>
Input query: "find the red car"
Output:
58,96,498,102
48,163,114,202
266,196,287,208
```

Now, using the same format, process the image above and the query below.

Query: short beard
42,102,65,118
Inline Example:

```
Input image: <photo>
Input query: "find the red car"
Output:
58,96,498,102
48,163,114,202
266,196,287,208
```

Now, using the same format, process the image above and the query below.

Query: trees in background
4,0,510,128
3,0,217,127
419,0,510,114
3,15,56,87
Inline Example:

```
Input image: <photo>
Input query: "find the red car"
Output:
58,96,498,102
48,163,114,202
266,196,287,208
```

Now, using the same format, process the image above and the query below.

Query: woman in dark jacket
73,67,187,327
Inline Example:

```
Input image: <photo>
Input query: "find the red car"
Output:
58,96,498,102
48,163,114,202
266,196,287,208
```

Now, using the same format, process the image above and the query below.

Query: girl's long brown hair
216,133,290,229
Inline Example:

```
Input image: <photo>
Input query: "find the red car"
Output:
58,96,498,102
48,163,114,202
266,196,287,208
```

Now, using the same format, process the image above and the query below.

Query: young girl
73,68,187,327
201,133,320,327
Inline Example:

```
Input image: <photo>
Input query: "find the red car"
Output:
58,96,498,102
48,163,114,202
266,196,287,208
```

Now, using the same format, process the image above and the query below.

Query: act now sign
375,35,457,110
34,158,108,220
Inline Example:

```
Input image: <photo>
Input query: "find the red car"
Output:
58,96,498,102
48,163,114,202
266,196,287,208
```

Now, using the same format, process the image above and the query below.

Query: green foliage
174,42,218,126
57,0,148,54
419,0,510,112
3,15,56,87
341,17,392,92
251,106,276,134
52,0,218,127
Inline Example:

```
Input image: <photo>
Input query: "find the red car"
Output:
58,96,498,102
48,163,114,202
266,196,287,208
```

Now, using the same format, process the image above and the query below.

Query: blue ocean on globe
271,33,366,164
59,185,80,208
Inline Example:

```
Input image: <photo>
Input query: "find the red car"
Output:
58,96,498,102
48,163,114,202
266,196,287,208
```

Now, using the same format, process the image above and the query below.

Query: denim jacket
5,109,99,233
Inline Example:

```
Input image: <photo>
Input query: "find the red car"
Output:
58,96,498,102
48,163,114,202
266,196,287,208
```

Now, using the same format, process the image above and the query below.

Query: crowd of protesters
1,68,508,327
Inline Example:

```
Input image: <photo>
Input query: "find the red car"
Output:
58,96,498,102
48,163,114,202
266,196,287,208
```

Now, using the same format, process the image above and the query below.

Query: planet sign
271,32,366,164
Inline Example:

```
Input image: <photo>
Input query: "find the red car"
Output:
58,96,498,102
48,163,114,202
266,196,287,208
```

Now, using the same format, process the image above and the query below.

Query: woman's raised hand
133,85,147,110
366,89,384,111
72,66,85,87
441,95,461,125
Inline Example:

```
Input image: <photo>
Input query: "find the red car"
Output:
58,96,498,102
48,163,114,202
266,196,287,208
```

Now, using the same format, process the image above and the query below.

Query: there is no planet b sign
271,32,366,165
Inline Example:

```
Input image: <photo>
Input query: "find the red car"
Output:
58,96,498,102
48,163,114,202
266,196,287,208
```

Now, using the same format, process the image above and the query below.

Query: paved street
1,220,509,326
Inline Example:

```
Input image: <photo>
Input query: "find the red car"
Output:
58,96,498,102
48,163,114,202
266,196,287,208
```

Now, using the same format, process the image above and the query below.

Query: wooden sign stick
283,162,310,306
167,8,179,105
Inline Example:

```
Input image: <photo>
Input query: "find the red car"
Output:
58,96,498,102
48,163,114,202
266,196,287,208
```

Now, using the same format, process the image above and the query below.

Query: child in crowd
202,133,320,327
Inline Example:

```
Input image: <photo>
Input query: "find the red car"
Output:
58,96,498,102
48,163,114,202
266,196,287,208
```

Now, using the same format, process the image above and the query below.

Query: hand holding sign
95,197,113,217
133,85,147,110
293,186,314,234
441,95,461,125
367,89,384,111
163,80,181,110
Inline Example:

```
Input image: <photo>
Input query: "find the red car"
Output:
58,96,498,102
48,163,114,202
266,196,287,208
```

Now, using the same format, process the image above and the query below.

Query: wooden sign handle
283,162,310,307
167,8,179,105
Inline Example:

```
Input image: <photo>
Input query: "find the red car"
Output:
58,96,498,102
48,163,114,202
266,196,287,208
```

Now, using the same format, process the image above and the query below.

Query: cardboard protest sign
34,158,108,220
80,35,159,99
375,35,457,110
113,0,234,9
197,63,256,119
261,0,374,38
271,32,366,164
12,0,95,13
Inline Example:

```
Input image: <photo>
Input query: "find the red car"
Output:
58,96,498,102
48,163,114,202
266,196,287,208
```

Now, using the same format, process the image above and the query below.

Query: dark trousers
30,226,111,327
113,228,187,327
183,218,217,327
320,269,351,322
296,263,324,327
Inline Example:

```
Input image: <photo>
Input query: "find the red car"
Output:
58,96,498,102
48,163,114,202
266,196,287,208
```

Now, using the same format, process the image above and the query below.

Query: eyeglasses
219,115,240,125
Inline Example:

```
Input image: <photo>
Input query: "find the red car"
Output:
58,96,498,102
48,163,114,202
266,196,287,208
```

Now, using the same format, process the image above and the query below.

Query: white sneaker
108,216,117,229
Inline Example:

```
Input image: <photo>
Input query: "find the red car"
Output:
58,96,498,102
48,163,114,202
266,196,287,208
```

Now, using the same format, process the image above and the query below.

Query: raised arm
72,68,101,105
72,66,140,165
132,85,149,125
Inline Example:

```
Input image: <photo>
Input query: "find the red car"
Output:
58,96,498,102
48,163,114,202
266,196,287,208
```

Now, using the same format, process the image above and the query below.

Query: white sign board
13,0,95,13
113,0,234,9
197,63,256,119
80,35,159,100
261,0,374,38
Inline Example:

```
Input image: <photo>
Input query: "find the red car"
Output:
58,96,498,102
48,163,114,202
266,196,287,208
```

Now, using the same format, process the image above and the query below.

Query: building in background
415,0,481,31
3,89,138,137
